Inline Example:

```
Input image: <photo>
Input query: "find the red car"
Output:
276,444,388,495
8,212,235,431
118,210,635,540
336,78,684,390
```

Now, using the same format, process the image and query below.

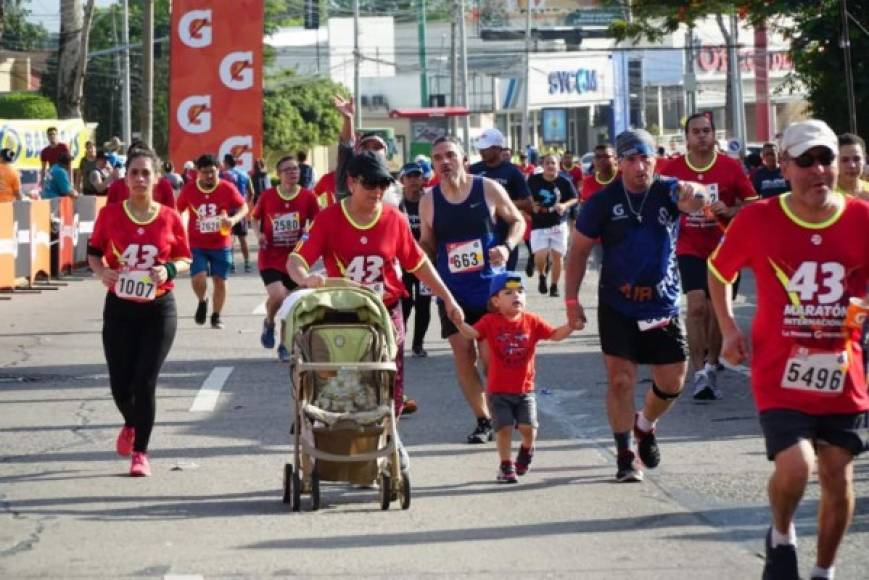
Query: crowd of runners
70,94,869,580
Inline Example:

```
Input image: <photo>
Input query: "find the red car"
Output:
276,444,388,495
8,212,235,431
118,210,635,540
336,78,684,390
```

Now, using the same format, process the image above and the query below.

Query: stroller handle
323,277,363,289
297,361,397,373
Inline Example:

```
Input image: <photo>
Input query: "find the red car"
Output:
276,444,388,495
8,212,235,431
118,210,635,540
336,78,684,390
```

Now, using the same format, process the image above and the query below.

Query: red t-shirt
515,163,536,178
107,178,176,209
561,164,583,191
175,179,246,250
708,194,869,415
473,311,555,395
580,171,618,202
40,143,70,166
88,201,191,296
251,186,320,273
291,200,427,307
659,152,758,258
313,171,337,209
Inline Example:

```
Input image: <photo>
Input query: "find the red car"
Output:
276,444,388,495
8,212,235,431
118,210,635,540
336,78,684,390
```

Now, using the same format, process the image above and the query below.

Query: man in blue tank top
564,129,711,483
419,135,527,444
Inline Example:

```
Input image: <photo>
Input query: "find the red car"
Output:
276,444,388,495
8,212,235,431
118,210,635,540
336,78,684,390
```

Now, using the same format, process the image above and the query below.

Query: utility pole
521,0,532,151
120,0,131,147
417,0,429,107
450,0,458,135
353,0,362,131
841,0,858,133
141,0,154,147
458,0,470,149
728,9,746,153
683,25,696,117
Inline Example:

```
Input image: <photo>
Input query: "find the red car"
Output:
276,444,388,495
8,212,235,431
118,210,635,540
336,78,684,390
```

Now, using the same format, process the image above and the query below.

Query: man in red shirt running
659,112,758,400
709,119,869,580
579,143,618,203
176,154,248,329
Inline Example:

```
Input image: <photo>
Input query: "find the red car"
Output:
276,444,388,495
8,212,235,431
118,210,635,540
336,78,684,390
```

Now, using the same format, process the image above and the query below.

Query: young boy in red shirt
452,271,573,483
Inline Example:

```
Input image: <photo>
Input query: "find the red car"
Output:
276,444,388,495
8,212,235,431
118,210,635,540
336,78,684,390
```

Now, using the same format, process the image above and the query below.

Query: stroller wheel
378,474,392,511
311,465,320,512
400,472,411,510
291,466,302,512
282,463,292,504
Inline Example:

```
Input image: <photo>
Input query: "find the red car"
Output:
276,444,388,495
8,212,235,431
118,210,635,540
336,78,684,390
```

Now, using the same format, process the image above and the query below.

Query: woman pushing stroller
287,151,464,424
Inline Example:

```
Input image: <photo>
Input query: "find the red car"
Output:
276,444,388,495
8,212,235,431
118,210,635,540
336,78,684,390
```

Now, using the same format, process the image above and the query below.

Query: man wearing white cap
470,128,531,270
709,119,869,580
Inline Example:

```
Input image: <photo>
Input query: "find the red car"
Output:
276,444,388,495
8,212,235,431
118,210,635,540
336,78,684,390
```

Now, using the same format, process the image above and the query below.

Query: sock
704,362,716,374
810,566,834,579
771,522,797,547
613,431,632,453
478,416,491,427
636,411,656,433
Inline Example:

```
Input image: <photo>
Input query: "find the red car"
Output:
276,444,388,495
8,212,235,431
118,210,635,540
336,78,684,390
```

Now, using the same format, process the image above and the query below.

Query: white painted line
189,366,233,412
252,301,267,315
164,575,204,580
76,372,206,380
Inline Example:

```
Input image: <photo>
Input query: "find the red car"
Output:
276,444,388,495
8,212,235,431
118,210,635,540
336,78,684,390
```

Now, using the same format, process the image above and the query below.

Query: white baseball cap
780,119,838,158
475,128,506,151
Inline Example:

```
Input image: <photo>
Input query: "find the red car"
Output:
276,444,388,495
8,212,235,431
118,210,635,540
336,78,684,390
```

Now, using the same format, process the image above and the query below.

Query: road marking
189,366,233,412
76,372,206,380
253,301,267,315
164,576,204,580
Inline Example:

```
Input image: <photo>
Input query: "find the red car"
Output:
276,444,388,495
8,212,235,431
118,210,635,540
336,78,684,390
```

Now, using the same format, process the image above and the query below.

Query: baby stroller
280,279,410,511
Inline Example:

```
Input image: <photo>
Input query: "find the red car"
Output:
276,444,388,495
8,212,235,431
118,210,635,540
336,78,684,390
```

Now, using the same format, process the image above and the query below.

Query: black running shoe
515,445,534,476
496,461,518,483
634,414,661,469
467,419,494,444
524,259,534,277
762,527,799,580
549,284,559,297
194,300,207,325
615,450,644,483
538,274,547,294
211,312,224,329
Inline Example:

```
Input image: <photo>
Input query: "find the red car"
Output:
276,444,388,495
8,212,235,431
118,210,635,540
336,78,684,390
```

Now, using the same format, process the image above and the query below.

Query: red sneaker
116,425,135,457
130,452,151,477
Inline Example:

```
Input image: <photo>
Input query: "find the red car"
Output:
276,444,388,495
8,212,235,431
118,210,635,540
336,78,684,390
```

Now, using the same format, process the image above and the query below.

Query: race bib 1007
115,270,157,302
446,239,484,274
781,346,847,394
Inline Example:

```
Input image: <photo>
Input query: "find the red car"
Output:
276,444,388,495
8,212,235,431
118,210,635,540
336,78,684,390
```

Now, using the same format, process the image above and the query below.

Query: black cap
347,151,394,184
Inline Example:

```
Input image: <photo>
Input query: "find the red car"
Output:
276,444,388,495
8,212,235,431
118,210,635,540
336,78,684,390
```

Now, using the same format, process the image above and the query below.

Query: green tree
607,1,869,138
1,0,51,51
262,70,350,163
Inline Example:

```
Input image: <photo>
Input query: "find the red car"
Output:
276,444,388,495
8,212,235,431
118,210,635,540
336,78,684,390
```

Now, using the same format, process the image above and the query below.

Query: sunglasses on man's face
357,177,391,191
792,149,835,168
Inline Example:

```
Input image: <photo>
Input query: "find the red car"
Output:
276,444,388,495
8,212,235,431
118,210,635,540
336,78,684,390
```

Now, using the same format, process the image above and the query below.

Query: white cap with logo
475,128,506,151
780,119,838,158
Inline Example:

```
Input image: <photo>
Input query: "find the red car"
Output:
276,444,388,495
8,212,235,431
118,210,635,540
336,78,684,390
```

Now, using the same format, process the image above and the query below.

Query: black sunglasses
792,149,835,168
356,177,391,190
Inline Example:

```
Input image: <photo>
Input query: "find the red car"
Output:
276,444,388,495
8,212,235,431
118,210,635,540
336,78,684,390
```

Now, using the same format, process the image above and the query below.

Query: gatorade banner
0,119,96,170
169,1,263,174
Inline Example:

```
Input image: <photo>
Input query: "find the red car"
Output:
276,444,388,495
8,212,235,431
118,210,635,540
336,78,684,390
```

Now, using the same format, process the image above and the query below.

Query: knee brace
651,382,682,401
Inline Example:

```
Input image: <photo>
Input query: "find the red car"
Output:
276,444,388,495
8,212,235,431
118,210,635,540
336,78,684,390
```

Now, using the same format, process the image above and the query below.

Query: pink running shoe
130,452,151,477
116,425,135,457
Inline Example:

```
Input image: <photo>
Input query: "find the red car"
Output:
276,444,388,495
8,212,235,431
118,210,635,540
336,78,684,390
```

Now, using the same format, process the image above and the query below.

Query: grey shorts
488,392,538,430
758,409,869,460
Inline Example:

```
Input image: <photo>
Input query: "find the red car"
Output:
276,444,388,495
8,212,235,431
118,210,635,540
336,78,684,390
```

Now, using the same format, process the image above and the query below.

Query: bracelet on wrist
164,262,177,280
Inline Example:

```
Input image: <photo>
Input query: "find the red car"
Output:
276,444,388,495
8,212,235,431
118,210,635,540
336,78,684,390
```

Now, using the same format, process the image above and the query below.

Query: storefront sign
527,53,613,108
696,47,793,77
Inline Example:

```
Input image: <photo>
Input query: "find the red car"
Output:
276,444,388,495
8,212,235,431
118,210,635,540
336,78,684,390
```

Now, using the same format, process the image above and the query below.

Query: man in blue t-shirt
470,128,531,271
41,153,77,199
221,154,252,272
751,142,789,198
564,129,710,484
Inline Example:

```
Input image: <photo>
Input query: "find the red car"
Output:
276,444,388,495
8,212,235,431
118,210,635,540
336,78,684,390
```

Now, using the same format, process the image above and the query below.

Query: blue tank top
432,176,498,309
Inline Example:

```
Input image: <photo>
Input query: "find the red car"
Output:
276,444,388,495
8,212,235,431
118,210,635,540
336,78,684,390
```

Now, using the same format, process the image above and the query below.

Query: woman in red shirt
87,148,192,477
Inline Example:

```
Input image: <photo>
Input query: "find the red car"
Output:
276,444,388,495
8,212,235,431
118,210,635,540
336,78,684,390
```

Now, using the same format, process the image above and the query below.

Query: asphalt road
1,247,866,579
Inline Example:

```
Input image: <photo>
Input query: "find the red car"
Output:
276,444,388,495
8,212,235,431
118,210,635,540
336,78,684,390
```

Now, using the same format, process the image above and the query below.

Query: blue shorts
191,248,233,279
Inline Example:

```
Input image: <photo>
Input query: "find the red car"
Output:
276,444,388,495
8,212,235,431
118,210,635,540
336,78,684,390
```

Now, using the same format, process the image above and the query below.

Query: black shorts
758,409,869,460
437,300,488,339
232,217,249,236
597,301,687,365
679,254,741,296
260,268,297,291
